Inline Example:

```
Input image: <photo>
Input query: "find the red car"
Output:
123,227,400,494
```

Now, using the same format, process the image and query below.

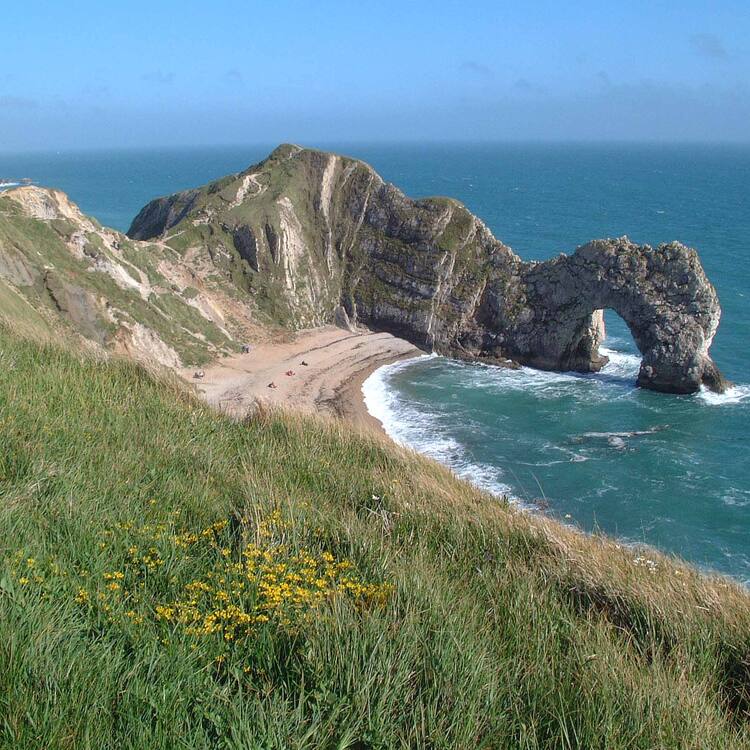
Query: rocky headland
129,144,725,394
0,144,725,394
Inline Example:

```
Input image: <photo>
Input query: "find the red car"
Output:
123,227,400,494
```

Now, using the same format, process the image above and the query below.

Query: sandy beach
182,325,421,432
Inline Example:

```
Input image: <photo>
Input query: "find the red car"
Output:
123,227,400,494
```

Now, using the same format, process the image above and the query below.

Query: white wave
0,181,20,190
362,356,513,498
455,360,584,400
598,346,641,379
722,488,750,508
409,345,641,401
696,383,750,406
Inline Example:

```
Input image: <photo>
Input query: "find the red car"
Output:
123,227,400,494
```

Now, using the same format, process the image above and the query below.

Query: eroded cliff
129,145,725,393
0,186,265,366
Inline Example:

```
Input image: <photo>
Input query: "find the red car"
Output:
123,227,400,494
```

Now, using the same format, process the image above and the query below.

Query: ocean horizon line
3,138,750,158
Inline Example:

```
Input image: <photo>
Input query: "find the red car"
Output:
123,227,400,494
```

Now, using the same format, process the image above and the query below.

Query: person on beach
268,382,277,389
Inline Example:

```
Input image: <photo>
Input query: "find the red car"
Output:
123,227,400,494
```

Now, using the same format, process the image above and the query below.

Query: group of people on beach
193,345,311,391
268,360,308,389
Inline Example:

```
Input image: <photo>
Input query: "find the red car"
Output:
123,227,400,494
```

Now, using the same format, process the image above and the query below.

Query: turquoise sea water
2,143,748,581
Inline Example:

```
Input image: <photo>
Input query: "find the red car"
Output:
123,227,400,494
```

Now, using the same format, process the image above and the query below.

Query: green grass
1,327,750,749
0,279,54,336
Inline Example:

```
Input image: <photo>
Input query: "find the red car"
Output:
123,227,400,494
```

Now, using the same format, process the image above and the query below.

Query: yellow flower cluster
173,519,228,549
7,509,392,649
154,542,391,641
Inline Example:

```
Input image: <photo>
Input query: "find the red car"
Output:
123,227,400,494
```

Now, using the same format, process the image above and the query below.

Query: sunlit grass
1,326,750,749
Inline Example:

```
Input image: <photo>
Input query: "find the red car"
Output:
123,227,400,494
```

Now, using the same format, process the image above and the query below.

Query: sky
1,0,749,150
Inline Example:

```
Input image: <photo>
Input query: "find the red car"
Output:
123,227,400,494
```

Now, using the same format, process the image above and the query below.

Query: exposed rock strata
130,145,725,394
0,186,264,367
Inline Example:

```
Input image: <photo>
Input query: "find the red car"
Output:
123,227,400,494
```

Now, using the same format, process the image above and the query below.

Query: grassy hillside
0,188,262,366
1,327,750,749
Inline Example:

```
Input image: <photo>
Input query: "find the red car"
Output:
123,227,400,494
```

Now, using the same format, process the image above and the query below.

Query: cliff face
129,145,725,394
0,146,722,393
0,186,265,366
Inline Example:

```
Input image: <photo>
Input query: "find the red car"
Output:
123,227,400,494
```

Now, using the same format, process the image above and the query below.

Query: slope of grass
1,327,750,749
0,278,54,337
0,193,239,365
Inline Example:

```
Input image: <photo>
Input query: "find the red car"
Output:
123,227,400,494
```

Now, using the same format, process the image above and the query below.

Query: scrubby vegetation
0,190,243,365
2,326,750,748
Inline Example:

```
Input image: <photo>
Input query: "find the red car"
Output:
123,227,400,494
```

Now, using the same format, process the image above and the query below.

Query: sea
2,143,748,582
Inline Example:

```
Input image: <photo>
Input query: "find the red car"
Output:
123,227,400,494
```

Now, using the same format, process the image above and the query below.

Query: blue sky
2,0,748,150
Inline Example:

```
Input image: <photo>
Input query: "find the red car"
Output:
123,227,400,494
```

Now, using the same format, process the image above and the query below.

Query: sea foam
362,355,514,498
697,383,750,406
599,346,641,379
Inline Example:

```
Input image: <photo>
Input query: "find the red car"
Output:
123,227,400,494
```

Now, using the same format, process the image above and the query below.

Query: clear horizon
3,139,750,159
2,0,749,151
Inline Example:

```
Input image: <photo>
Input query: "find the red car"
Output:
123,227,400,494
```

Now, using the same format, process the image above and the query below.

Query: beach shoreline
182,325,421,435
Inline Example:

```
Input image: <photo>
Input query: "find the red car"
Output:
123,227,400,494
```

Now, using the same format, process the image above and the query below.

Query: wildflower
18,577,30,586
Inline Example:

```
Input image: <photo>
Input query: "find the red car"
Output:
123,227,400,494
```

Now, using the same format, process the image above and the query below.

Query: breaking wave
697,383,750,406
362,355,514,498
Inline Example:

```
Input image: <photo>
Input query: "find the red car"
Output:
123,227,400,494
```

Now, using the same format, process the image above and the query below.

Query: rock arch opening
503,238,725,393
585,308,643,384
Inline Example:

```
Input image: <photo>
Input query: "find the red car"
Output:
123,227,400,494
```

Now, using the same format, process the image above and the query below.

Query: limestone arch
503,238,724,393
